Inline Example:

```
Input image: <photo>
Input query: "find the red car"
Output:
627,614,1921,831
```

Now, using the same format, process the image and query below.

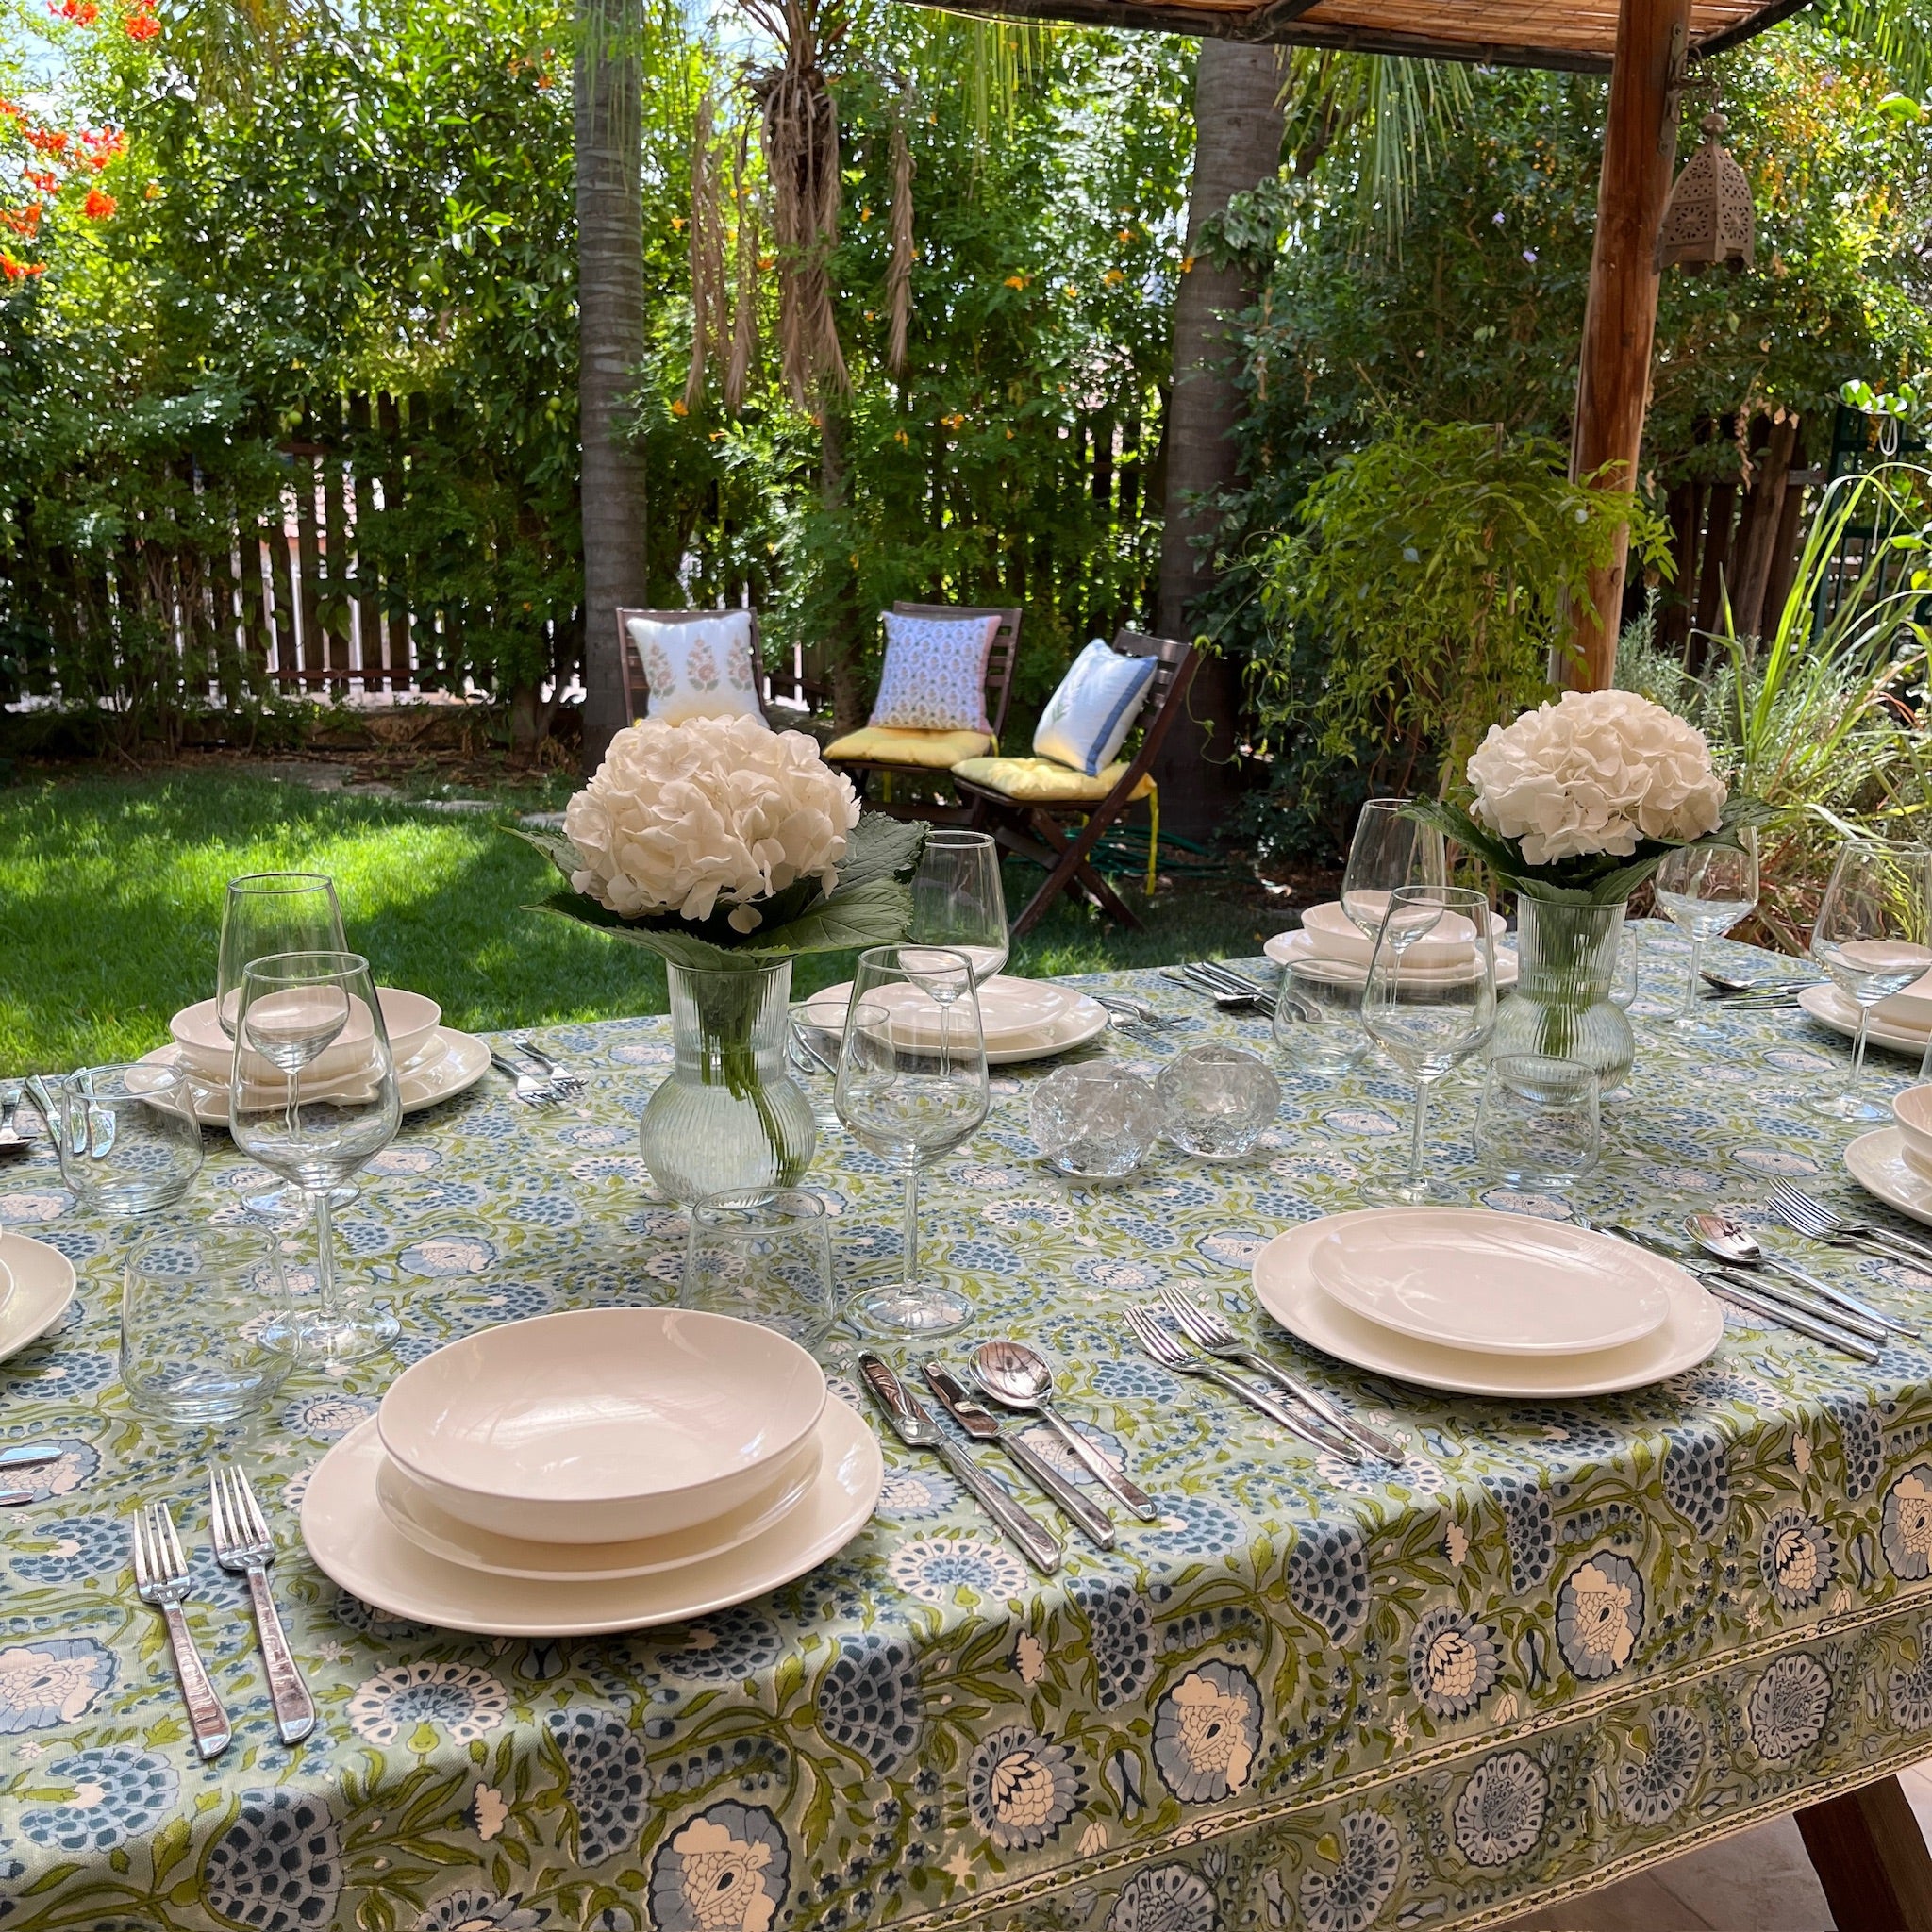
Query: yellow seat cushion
824,725,992,769
952,755,1154,804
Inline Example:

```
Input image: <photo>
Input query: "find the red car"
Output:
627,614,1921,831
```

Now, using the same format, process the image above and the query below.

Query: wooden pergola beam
1566,0,1692,688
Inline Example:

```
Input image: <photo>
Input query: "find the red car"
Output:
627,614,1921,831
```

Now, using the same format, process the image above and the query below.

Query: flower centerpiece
522,715,926,1203
1408,689,1768,1083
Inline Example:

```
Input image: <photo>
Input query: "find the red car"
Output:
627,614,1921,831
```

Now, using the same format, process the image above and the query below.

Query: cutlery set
129,1465,313,1760
491,1037,588,1109
0,1441,64,1507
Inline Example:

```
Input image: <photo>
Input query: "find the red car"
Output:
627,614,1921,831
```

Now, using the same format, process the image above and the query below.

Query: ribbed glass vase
639,960,817,1205
1490,896,1635,1090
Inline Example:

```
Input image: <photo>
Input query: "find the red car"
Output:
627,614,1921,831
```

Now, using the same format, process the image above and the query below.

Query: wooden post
1566,0,1691,688
1796,1776,1932,1930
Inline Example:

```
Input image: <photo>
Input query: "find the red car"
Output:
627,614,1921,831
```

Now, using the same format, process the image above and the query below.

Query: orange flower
1003,274,1027,290
125,6,158,38
2,204,43,237
1116,226,1134,242
82,187,115,220
1103,269,1124,286
25,170,58,194
26,128,70,157
670,397,688,417
0,99,23,119
1,248,46,280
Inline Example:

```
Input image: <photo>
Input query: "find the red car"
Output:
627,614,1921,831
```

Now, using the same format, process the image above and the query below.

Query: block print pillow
868,611,1001,735
1032,638,1159,777
626,612,763,726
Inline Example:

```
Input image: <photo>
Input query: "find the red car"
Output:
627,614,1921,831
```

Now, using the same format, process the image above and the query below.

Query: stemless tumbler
38,1063,206,1214
1473,1054,1601,1194
681,1188,837,1349
121,1224,292,1424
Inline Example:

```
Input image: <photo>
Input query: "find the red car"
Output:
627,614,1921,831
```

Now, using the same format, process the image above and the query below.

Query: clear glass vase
1490,897,1636,1090
639,960,817,1205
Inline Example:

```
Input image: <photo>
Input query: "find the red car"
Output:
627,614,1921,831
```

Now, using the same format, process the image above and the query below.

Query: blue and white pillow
1033,639,1158,776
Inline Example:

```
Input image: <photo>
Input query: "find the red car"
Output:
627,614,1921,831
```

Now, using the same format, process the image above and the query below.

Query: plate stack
144,988,492,1122
1799,972,1932,1057
1265,903,1519,990
300,1308,882,1635
804,974,1109,1064
1251,1208,1723,1396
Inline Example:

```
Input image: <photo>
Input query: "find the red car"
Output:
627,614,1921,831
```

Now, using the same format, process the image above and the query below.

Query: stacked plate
803,974,1109,1064
1799,970,1932,1057
0,1230,76,1367
1264,902,1520,990
140,986,491,1122
300,1308,882,1634
1251,1208,1723,1396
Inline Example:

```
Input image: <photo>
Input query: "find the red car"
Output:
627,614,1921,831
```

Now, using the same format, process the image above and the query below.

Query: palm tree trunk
575,0,650,768
1153,39,1283,841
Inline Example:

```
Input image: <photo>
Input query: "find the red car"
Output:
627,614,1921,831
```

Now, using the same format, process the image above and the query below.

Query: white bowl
1893,1086,1932,1171
1300,899,1507,970
377,1307,827,1544
1877,970,1932,1032
172,987,441,1082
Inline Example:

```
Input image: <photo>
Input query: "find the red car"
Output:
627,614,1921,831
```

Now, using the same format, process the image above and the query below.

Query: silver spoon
1684,1211,1915,1338
973,1340,1158,1521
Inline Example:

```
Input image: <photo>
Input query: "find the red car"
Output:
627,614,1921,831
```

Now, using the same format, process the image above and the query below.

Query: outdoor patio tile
1489,1867,1711,1931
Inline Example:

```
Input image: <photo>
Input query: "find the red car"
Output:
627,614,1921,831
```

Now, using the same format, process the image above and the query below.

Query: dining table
7,924,1932,1932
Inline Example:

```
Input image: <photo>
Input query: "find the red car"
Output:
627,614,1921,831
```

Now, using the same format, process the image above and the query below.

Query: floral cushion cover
626,611,763,726
867,610,1001,734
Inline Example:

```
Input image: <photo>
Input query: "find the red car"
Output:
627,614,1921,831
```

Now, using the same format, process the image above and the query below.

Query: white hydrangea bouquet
520,716,926,1198
1409,689,1766,903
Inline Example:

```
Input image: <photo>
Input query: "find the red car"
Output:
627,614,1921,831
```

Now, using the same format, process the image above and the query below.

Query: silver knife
0,1444,64,1472
1750,1250,1917,1340
921,1361,1116,1551
858,1354,1063,1574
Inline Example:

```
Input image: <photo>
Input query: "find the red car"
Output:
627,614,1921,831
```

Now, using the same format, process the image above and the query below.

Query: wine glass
1655,831,1759,1030
910,829,1009,987
1361,885,1498,1203
1808,838,1932,1122
218,874,346,1039
1341,799,1448,942
229,950,402,1361
835,946,990,1335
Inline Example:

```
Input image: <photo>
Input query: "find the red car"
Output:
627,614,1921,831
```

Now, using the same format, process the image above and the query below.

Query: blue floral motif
1072,1576,1152,1710
1494,1475,1556,1591
14,1748,178,1853
1298,1809,1401,1932
815,1635,921,1775
281,1392,378,1441
1288,1520,1369,1644
0,1636,115,1733
1090,1358,1175,1404
413,1889,546,1930
965,1725,1083,1849
1557,1551,1644,1682
647,1802,791,1932
1661,1425,1730,1537
546,1708,651,1864
7,1514,124,1586
1883,1464,1932,1580
346,1662,509,1747
397,1232,498,1276
1888,1623,1932,1733
874,1469,958,1520
886,1534,1026,1607
1824,1394,1885,1498
1615,1706,1704,1825
654,1608,785,1683
947,1239,1021,1274
1408,1607,1499,1720
1105,1862,1218,1932
1761,1509,1836,1611
1141,1491,1247,1558
1747,1654,1832,1761
201,1789,343,1932
1452,1751,1548,1867
1151,1661,1260,1803
1072,1257,1164,1293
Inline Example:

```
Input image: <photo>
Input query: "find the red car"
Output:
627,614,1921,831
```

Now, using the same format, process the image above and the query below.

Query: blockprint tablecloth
4,932,1932,1932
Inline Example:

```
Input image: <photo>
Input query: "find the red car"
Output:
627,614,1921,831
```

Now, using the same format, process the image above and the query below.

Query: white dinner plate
375,1431,824,1581
142,1028,491,1125
800,987,1109,1065
808,975,1078,1047
0,1232,76,1365
1252,1217,1722,1397
1797,983,1932,1058
1307,1208,1674,1357
301,1398,881,1636
1845,1127,1932,1230
1263,927,1519,989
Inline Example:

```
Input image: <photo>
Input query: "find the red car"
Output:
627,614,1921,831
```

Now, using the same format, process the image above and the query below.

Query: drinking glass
1474,1054,1601,1193
1655,831,1759,1030
788,1000,845,1134
1609,923,1641,1010
1273,959,1364,1075
36,1063,206,1213
121,1224,293,1424
1808,838,1932,1121
835,945,989,1335
681,1188,837,1350
909,829,1009,986
1341,799,1448,942
217,874,346,1040
229,950,402,1361
1361,886,1498,1203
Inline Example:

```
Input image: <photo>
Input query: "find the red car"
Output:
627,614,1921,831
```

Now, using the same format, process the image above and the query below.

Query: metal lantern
1657,110,1756,274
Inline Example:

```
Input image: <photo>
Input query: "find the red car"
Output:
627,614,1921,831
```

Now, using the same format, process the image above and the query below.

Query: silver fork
130,1500,231,1760
1123,1307,1356,1457
208,1463,315,1745
513,1038,585,1097
1160,1285,1407,1463
1769,1180,1932,1273
491,1050,561,1109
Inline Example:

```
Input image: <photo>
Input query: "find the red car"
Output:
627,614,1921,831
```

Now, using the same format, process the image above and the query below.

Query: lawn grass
0,769,1293,1072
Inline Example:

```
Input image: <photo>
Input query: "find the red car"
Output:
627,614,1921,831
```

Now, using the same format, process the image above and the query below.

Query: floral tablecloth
7,929,1932,1932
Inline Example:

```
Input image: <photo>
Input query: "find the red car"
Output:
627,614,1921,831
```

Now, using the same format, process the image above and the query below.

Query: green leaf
752,876,914,956
510,824,583,881
831,813,930,892
526,892,748,972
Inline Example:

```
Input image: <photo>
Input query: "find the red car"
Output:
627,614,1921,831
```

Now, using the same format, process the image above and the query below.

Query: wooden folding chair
951,628,1199,937
616,608,768,724
825,602,1024,826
